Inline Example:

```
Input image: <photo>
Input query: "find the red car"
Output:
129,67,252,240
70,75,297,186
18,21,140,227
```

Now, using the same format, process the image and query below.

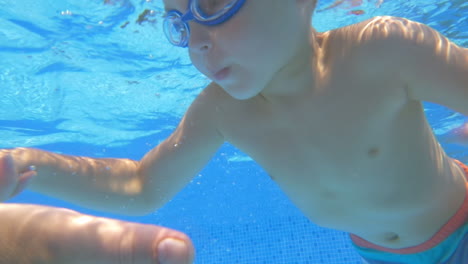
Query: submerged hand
0,203,195,264
0,152,36,202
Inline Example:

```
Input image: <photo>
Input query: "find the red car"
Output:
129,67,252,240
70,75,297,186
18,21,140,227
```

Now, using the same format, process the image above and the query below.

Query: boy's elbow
109,193,161,217
137,187,171,215
121,204,157,217
130,169,168,216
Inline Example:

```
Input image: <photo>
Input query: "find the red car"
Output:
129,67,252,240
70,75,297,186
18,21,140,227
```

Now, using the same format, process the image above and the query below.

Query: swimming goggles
163,0,246,48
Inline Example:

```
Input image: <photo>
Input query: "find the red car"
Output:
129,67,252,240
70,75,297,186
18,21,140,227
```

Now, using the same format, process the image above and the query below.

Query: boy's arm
137,83,225,211
3,83,224,215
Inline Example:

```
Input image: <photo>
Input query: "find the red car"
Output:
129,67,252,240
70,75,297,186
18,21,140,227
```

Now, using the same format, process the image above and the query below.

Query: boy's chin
221,84,261,100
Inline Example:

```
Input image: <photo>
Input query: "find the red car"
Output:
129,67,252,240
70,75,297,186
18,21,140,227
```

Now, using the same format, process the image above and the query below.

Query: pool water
1,0,467,263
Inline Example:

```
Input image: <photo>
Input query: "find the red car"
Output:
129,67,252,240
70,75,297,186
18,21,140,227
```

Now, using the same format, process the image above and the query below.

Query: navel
367,147,380,158
384,232,400,242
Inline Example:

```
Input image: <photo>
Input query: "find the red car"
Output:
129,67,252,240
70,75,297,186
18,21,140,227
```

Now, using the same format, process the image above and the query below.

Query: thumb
10,169,36,198
0,155,17,201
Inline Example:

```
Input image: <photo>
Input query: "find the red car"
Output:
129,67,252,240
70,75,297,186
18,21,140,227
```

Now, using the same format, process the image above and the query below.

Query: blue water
1,0,467,263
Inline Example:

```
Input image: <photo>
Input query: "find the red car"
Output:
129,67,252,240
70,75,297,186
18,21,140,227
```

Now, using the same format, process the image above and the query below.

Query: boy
1,0,467,263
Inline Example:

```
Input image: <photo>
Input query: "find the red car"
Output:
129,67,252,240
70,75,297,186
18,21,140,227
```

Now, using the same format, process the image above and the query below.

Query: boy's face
163,0,312,100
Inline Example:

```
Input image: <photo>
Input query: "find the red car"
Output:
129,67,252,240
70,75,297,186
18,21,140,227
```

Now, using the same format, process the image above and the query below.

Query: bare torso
208,25,467,249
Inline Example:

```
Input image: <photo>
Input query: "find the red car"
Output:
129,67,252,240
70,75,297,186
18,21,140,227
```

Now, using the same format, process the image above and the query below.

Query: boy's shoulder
321,16,439,74
326,16,427,44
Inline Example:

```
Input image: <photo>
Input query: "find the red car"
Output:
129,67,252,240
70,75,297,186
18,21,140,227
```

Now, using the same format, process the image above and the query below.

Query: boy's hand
0,152,36,202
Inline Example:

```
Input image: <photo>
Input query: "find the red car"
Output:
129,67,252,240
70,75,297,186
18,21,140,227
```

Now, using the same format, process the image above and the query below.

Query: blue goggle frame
163,0,246,48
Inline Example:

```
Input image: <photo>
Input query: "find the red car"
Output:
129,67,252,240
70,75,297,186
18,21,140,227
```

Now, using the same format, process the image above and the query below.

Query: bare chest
218,77,463,247
223,76,411,193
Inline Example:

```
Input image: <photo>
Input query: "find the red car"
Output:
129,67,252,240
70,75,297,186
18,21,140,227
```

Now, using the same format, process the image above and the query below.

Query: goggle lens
163,0,244,47
163,12,190,47
196,0,238,17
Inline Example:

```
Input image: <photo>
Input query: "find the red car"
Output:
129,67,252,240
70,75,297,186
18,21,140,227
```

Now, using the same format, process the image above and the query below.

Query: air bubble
61,10,72,16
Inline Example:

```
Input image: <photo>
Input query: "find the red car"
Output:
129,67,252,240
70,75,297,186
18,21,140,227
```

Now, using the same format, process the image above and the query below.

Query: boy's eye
197,0,229,15
199,0,223,8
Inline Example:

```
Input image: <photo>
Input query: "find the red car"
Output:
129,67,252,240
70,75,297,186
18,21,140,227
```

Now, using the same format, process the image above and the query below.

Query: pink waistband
350,160,468,254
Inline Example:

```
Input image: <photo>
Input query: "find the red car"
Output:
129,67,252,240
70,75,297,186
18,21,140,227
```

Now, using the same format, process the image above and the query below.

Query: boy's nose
188,23,212,53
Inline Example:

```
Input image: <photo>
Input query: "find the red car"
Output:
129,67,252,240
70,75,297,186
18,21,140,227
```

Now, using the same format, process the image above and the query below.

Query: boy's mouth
213,66,231,81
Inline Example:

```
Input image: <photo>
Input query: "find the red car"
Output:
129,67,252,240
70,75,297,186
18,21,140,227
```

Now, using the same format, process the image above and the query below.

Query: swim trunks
350,159,468,264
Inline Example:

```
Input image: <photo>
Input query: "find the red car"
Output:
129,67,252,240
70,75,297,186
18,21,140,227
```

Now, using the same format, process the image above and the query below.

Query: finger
104,222,195,264
0,154,14,183
124,224,195,264
47,210,195,264
3,154,15,173
0,204,196,264
157,237,195,264
10,170,36,198
0,155,16,201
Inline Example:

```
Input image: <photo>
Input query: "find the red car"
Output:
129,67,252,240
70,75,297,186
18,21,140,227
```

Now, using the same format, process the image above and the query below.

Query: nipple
367,147,380,158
